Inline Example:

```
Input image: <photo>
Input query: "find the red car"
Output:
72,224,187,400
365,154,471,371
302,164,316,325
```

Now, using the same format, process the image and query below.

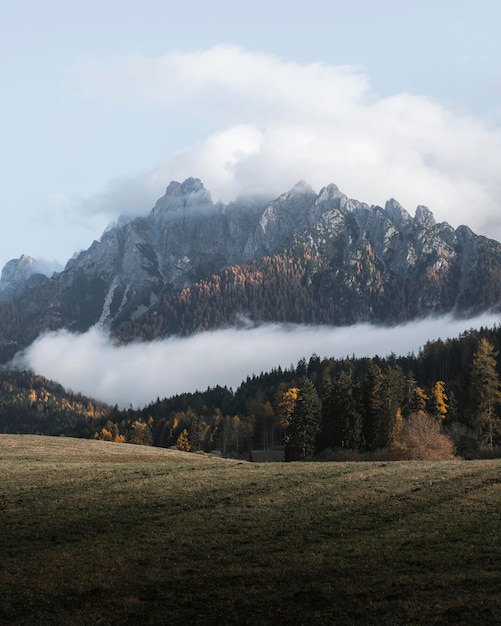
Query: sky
3,1,501,405
2,0,501,272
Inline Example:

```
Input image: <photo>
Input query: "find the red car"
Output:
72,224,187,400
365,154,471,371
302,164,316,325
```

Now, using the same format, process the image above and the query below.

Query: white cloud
76,45,501,239
71,176,158,221
18,313,500,408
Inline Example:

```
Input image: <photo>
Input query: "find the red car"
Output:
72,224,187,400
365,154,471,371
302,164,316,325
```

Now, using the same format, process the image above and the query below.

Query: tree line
91,327,501,458
1,326,501,458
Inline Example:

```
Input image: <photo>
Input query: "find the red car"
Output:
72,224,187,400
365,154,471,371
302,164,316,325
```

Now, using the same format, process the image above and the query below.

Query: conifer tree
403,373,428,418
370,366,406,450
176,429,191,452
321,370,362,450
285,378,321,461
429,381,448,420
360,362,383,450
470,338,501,447
189,411,202,452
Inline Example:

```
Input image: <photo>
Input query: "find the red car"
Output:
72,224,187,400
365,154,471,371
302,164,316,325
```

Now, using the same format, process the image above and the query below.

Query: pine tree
285,378,321,461
403,374,428,418
321,370,362,451
360,362,382,450
370,366,406,450
470,338,501,447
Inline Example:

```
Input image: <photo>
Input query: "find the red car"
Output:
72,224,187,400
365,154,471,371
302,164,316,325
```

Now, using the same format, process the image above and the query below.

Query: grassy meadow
0,435,500,625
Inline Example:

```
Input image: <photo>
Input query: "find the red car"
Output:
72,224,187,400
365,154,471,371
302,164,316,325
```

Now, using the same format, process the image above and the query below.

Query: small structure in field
250,449,285,463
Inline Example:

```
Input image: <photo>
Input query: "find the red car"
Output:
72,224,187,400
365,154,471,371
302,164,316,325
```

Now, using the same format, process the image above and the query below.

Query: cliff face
2,177,501,351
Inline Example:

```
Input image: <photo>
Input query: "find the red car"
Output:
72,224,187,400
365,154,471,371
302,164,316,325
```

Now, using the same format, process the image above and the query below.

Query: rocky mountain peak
384,198,412,230
151,177,213,218
2,178,501,351
181,177,205,194
0,255,49,302
289,180,315,195
1,254,35,283
316,183,345,208
414,205,436,228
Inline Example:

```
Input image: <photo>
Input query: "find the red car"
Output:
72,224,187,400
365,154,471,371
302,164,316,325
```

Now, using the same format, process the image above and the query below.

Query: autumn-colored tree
277,387,299,432
129,420,153,445
176,429,191,452
94,427,113,441
391,407,404,442
429,381,448,420
391,412,455,460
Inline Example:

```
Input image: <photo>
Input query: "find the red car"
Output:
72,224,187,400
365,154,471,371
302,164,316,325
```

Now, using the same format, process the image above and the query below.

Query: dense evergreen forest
3,324,499,459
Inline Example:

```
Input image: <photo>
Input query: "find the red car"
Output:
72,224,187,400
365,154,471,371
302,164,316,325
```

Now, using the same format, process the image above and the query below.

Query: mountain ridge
1,178,501,358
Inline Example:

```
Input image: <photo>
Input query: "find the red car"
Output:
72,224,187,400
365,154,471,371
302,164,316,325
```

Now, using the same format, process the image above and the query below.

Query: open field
1,435,500,625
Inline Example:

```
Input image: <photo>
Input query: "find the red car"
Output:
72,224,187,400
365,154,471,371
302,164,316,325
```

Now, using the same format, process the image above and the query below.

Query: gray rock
2,178,501,342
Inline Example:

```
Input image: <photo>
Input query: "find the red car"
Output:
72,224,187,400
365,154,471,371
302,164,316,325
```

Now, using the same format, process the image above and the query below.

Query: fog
17,312,500,408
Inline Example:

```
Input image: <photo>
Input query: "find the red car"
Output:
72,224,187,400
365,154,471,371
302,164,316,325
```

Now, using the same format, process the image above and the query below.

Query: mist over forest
18,312,500,408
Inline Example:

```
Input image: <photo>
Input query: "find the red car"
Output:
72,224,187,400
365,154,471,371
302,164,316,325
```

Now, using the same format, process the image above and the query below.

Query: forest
0,370,109,436
2,323,501,459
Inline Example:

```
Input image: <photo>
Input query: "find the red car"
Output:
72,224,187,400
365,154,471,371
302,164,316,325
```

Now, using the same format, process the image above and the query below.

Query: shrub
390,412,455,461
474,446,501,460
446,422,480,459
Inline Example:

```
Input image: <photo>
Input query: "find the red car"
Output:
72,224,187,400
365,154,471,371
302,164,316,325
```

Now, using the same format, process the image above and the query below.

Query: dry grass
1,434,500,625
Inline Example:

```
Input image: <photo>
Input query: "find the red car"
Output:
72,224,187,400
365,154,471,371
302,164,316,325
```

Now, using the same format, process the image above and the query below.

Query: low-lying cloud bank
16,313,500,408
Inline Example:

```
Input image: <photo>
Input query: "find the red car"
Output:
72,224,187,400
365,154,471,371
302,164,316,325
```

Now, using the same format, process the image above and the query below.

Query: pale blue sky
2,0,501,270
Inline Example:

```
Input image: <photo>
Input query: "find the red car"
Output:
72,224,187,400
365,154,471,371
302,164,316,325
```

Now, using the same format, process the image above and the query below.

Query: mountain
0,254,48,303
1,178,501,356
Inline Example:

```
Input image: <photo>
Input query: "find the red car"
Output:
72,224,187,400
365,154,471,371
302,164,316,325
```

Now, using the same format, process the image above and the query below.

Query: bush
474,446,501,460
446,422,480,459
390,412,455,461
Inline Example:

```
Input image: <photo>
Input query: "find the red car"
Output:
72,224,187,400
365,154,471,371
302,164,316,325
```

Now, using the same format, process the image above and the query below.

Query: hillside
2,178,501,356
0,370,109,436
1,435,499,625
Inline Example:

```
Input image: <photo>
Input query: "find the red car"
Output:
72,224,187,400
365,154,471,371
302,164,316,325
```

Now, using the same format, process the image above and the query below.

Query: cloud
76,45,501,240
71,176,158,221
56,177,159,229
18,313,500,408
32,258,64,277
